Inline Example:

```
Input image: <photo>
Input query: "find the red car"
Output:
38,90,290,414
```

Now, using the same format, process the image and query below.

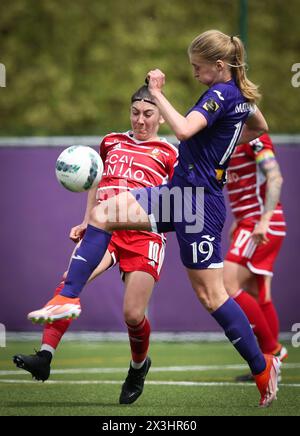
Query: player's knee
200,296,214,312
193,285,227,312
193,285,214,312
89,205,110,231
223,279,237,297
124,308,144,326
223,270,238,297
247,287,259,300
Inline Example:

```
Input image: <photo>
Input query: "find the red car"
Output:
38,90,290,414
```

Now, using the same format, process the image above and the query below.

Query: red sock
259,301,280,343
42,319,72,349
41,280,73,350
256,275,280,343
126,317,151,363
234,290,278,354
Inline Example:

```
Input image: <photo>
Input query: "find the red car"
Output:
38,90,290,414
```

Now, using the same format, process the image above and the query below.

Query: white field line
0,379,300,388
1,363,299,376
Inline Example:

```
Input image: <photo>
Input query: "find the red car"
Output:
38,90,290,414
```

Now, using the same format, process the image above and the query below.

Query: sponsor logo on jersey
215,168,225,182
72,254,87,262
148,260,156,268
203,98,220,113
213,90,225,101
151,148,161,156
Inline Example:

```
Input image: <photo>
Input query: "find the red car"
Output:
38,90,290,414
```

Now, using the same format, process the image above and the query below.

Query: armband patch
203,98,220,113
256,149,275,164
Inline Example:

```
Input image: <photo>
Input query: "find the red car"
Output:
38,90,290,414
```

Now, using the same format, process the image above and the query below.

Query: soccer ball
55,145,103,192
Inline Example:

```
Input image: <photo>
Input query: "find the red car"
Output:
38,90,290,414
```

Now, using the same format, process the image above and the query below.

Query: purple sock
61,225,112,298
212,298,266,375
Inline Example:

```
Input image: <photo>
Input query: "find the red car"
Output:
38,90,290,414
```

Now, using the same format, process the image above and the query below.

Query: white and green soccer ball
55,145,103,192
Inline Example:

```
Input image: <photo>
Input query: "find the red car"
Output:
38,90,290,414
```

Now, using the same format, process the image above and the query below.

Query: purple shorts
132,174,226,269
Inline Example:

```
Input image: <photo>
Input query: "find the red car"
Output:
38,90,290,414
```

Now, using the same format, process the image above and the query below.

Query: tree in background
0,0,299,135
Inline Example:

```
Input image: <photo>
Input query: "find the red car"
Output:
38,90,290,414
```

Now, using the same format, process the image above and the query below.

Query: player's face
130,101,162,141
190,54,228,86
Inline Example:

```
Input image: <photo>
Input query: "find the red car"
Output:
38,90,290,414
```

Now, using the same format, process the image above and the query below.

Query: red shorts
107,230,166,281
225,221,286,276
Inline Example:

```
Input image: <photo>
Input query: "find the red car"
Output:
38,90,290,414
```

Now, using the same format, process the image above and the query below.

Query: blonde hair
188,30,261,104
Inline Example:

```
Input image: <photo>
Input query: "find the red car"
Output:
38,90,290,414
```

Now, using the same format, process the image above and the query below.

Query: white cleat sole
259,357,282,408
28,305,81,325
278,346,288,362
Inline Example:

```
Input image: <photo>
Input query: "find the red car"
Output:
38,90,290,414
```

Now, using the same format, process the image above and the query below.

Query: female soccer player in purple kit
30,30,281,408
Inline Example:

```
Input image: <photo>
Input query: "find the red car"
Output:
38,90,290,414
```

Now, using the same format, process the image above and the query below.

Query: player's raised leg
27,191,152,323
59,191,151,300
27,249,114,324
16,252,114,379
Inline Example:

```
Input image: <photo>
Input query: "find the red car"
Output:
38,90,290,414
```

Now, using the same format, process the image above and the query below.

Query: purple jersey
175,79,255,195
134,79,257,269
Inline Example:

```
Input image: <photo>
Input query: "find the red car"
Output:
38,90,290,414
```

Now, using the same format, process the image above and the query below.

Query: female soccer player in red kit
28,30,281,408
224,133,287,381
14,86,178,404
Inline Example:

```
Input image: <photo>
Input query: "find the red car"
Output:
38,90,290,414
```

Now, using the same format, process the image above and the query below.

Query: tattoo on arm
258,154,283,213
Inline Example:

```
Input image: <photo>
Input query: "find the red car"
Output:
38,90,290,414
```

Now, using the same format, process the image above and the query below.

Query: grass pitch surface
0,340,299,416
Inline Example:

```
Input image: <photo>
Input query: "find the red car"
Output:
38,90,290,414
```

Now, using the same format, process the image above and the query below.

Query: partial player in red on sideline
224,133,288,382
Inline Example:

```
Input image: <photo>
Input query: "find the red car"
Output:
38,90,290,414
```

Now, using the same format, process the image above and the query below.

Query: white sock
131,358,146,370
40,344,55,356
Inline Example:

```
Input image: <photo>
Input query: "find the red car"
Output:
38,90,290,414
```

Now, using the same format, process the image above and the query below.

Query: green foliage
0,0,299,135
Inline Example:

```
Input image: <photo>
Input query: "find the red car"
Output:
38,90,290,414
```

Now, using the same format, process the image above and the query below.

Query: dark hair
131,85,156,105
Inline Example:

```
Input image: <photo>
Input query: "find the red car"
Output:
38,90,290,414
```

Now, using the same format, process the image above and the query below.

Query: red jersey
57,132,177,282
227,134,286,233
98,131,178,199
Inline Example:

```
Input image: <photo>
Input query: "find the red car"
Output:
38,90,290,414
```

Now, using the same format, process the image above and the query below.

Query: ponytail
189,30,261,104
230,36,261,104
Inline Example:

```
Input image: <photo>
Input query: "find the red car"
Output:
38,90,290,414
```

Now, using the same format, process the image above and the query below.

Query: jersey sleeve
165,146,179,181
247,104,257,118
99,135,111,162
249,134,276,163
191,86,226,128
